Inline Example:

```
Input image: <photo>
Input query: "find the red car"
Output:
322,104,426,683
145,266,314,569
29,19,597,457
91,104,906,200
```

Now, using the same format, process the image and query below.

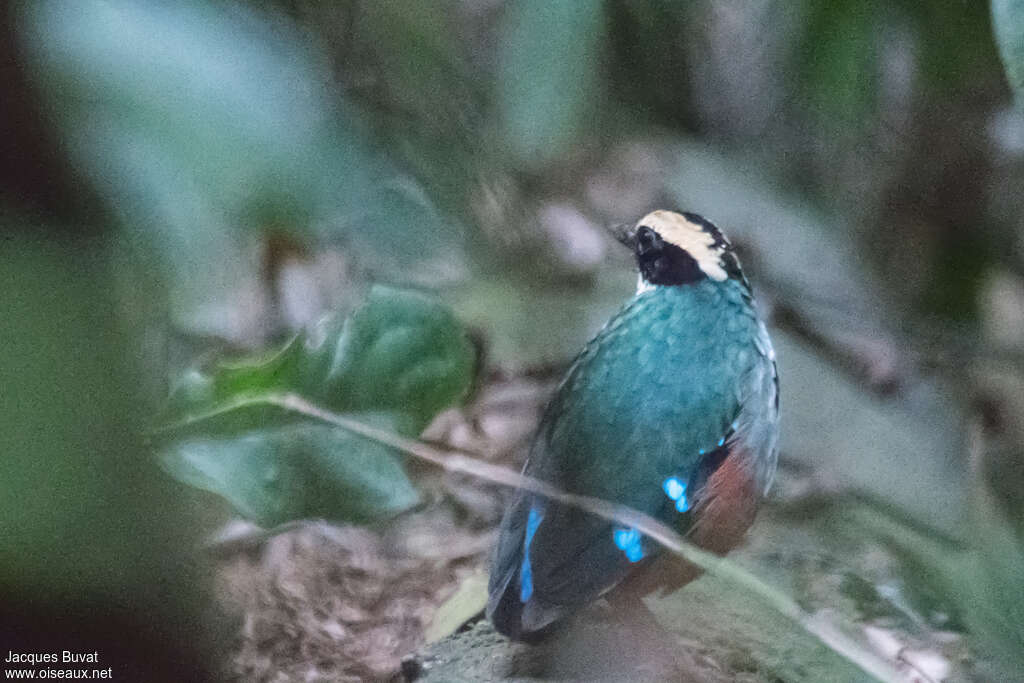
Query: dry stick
165,392,903,683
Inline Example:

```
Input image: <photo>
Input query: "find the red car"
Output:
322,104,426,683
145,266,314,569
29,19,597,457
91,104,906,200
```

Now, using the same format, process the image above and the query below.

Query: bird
486,209,779,642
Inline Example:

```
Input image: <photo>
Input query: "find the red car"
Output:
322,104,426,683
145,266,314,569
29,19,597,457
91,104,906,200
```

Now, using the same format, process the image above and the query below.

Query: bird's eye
635,226,659,255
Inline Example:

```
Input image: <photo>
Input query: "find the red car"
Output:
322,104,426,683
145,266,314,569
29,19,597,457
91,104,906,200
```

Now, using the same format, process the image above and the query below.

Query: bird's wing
685,317,779,557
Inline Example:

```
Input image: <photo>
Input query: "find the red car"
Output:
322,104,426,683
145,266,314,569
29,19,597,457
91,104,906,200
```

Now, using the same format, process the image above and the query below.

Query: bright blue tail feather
519,507,542,601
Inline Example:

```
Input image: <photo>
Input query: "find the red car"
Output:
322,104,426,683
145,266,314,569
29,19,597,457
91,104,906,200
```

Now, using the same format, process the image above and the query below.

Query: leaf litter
212,366,976,681
213,374,549,681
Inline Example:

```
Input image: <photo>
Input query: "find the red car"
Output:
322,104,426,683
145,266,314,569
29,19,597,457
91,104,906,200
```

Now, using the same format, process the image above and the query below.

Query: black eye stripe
632,211,749,289
637,241,704,285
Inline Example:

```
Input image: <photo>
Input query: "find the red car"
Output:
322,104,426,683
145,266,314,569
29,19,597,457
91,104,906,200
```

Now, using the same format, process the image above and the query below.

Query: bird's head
615,210,744,288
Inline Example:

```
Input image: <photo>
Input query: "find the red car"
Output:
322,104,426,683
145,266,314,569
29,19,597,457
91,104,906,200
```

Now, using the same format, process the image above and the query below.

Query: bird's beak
610,223,636,249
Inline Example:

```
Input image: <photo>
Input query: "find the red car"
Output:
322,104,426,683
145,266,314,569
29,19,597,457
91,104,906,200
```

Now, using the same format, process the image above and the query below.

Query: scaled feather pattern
488,270,779,640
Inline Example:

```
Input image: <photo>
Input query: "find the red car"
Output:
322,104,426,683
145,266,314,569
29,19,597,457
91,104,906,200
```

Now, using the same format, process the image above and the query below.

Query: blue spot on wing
663,429,735,516
663,476,685,500
659,479,684,499
663,476,691,512
519,507,542,602
613,528,645,562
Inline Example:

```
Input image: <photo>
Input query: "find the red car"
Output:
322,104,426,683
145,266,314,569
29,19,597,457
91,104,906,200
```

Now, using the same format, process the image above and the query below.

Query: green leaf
160,423,421,527
159,286,476,524
495,0,606,169
957,491,1024,678
322,286,479,432
357,0,478,131
0,227,218,676
854,489,1024,679
18,1,459,334
993,0,1024,101
167,285,476,434
342,181,468,286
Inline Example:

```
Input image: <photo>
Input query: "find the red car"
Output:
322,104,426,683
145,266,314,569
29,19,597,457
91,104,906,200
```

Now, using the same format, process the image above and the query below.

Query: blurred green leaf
358,0,478,128
159,285,477,524
844,503,965,628
606,1,694,126
161,423,420,527
853,488,1024,679
19,1,368,228
17,0,361,333
344,180,469,286
799,1,999,128
912,2,1001,93
495,0,606,168
2,233,183,597
958,489,1024,678
993,0,1024,101
0,229,216,677
18,0,466,331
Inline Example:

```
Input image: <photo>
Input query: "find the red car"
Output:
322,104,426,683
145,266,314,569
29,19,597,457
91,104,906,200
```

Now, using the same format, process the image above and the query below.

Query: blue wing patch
612,527,645,562
519,507,542,602
520,423,740,599
662,475,691,512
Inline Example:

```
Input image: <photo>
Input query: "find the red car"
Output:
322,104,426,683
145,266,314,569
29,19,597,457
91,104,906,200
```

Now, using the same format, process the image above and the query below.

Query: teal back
488,277,778,634
533,278,761,504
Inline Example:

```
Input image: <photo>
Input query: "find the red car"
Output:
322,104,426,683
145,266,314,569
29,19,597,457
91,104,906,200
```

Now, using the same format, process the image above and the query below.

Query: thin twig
202,519,316,557
160,392,904,682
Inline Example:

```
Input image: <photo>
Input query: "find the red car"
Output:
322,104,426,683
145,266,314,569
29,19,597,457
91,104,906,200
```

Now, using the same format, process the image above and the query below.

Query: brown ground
213,374,970,682
213,375,545,681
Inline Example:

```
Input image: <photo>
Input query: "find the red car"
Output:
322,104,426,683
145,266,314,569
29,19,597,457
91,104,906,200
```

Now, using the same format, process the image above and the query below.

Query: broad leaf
160,423,421,528
17,1,463,332
158,286,476,525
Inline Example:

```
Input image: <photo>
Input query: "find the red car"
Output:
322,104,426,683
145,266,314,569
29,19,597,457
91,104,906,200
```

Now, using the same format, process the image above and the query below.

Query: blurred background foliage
3,0,1024,679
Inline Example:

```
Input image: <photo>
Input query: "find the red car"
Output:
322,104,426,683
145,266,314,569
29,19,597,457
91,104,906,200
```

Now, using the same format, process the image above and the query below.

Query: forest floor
213,373,972,682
